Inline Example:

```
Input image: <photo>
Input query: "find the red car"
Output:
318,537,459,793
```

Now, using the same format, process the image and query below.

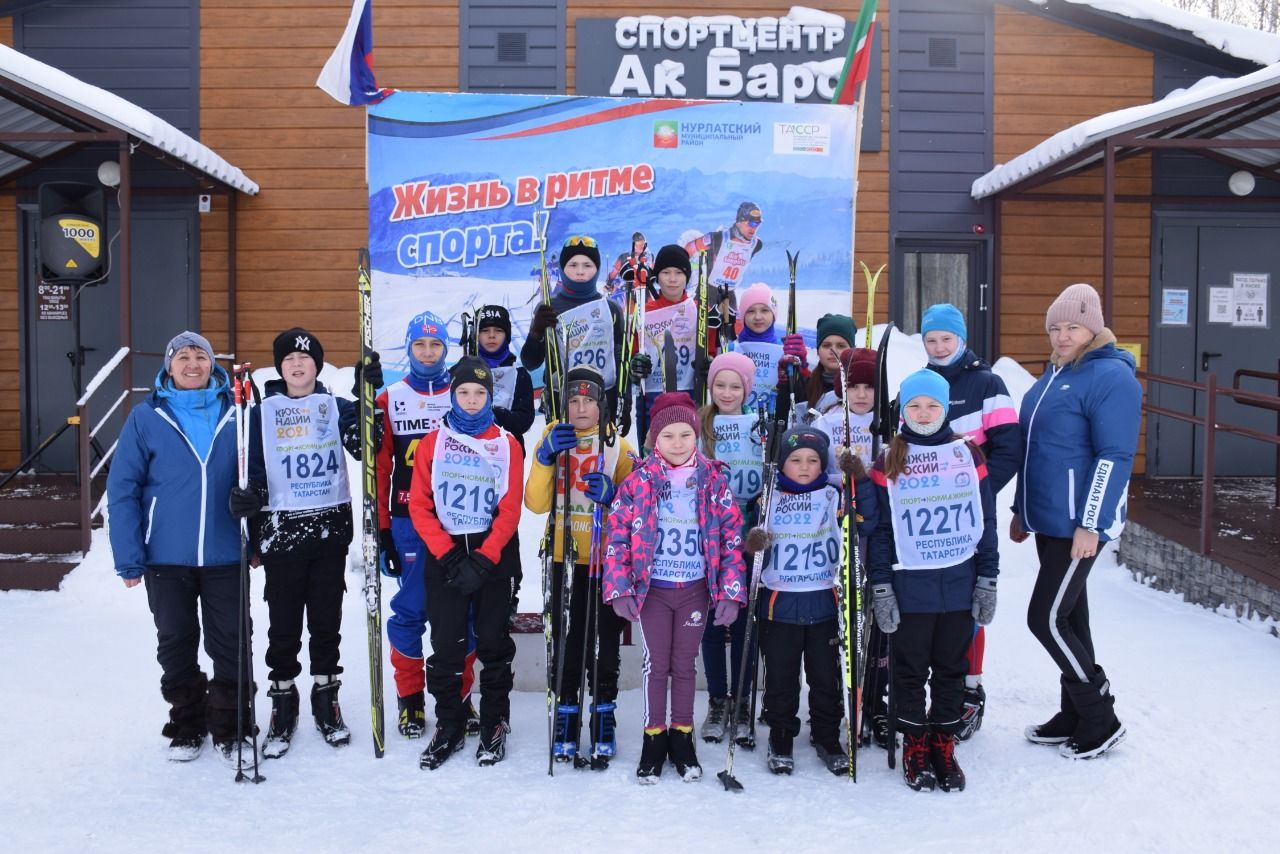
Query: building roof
0,44,258,194
1021,0,1280,66
972,61,1280,199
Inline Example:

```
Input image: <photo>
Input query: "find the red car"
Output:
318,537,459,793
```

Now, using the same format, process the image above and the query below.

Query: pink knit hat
706,352,755,400
737,283,775,318
1046,283,1105,334
647,392,699,445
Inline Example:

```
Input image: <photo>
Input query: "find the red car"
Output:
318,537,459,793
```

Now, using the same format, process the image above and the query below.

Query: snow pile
1025,0,1280,66
1,331,1277,851
0,44,258,195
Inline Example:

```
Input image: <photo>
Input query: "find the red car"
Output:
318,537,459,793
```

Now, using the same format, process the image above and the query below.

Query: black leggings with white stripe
1026,535,1101,684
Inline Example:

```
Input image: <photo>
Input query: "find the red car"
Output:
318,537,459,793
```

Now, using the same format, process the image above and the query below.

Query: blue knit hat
405,310,449,383
921,303,967,341
405,311,448,350
898,369,951,417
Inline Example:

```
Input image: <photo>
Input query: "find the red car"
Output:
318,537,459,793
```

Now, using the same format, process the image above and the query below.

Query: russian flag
316,0,393,106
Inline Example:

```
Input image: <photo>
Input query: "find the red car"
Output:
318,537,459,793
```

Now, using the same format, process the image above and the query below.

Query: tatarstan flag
831,2,878,106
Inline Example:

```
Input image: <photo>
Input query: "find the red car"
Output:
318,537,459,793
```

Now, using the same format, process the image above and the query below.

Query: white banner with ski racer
365,92,857,383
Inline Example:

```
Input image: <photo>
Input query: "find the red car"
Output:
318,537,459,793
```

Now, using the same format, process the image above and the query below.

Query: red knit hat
647,391,699,445
836,347,877,396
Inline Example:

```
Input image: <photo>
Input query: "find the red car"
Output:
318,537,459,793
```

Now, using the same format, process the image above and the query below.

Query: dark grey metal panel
890,0,993,239
13,0,200,137
459,0,565,94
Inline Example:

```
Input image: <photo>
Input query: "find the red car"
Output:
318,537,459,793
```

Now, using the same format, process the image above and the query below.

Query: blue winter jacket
868,425,999,614
1013,333,1142,542
107,367,241,578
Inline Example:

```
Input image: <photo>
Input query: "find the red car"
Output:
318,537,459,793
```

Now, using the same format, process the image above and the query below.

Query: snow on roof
1024,0,1280,66
972,62,1280,198
0,44,258,195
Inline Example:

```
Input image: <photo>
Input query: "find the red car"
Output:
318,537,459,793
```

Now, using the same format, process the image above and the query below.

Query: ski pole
233,363,265,784
719,410,776,792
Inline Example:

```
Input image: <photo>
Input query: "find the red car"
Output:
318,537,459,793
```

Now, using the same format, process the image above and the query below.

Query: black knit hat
564,366,604,403
776,427,830,468
476,304,511,341
559,236,601,272
273,327,324,374
736,201,763,223
653,244,692,282
450,355,493,396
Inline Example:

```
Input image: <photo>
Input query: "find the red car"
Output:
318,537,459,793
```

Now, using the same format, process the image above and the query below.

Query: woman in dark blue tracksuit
1013,284,1141,761
107,331,251,769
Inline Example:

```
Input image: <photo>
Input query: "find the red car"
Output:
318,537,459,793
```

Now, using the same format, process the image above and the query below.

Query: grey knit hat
163,331,215,374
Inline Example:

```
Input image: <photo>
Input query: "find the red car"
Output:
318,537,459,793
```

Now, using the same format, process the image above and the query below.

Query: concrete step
0,559,79,591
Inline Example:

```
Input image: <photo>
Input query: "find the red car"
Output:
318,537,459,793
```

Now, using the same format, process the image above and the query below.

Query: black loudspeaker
38,181,106,285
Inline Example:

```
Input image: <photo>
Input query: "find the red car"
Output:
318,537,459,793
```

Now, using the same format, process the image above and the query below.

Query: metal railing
1139,364,1280,556
76,348,149,554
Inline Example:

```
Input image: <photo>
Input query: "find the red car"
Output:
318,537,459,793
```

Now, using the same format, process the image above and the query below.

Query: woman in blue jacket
107,331,252,769
1012,284,1141,761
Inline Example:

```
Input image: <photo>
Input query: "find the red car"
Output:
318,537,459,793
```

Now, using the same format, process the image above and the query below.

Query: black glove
353,350,384,396
445,550,495,596
229,485,263,519
693,352,712,376
629,353,653,379
379,529,401,578
531,304,558,338
492,405,509,426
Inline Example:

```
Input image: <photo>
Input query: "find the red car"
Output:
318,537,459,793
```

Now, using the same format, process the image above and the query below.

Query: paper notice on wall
1160,288,1189,326
1231,272,1269,328
1207,287,1233,323
37,283,71,321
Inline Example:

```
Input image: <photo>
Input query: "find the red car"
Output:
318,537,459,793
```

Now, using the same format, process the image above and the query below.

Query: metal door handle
1201,351,1222,372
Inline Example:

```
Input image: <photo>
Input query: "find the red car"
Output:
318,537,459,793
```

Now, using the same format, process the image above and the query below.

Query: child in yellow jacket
526,365,635,766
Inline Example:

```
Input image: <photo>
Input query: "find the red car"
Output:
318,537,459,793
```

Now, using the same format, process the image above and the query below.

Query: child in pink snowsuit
603,392,746,784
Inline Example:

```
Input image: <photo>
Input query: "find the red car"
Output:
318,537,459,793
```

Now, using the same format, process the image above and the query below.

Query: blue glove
582,471,616,506
536,422,578,466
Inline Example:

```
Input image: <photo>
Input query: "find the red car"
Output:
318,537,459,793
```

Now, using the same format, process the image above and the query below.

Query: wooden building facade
1,0,1277,475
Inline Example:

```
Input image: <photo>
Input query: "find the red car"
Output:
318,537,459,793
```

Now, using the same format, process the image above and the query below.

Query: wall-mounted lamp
97,160,121,188
1228,170,1255,197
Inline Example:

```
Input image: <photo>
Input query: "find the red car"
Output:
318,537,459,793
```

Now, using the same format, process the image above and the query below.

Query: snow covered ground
1,334,1276,853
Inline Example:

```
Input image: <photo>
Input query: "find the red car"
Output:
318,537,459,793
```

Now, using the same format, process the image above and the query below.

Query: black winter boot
956,683,986,741
902,731,936,791
419,724,466,770
1060,667,1125,760
636,730,668,784
311,676,351,748
398,691,427,738
1025,676,1078,745
766,729,794,775
262,680,300,759
667,727,702,781
207,678,257,772
476,720,510,766
929,731,966,791
160,673,208,761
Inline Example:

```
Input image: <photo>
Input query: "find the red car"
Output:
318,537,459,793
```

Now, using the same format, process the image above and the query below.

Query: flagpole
849,74,870,322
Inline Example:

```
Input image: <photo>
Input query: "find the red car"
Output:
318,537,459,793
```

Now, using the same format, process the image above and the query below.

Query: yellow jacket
525,421,635,564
